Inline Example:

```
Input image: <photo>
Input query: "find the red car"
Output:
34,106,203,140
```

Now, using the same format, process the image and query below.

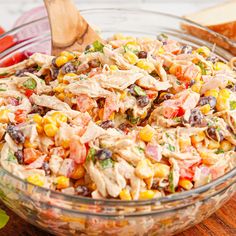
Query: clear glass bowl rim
0,8,235,206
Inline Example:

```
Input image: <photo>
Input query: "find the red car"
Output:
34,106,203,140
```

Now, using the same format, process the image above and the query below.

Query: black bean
61,62,76,75
206,55,218,64
31,105,50,116
189,109,204,127
154,93,173,104
97,98,105,109
51,68,59,80
76,186,90,197
14,150,24,164
85,45,92,51
206,127,224,142
51,58,58,68
138,51,147,59
99,120,115,130
15,67,36,77
88,59,100,68
181,45,192,54
199,96,216,108
42,162,51,176
226,84,236,92
136,96,149,107
118,123,132,132
95,149,112,161
6,124,25,144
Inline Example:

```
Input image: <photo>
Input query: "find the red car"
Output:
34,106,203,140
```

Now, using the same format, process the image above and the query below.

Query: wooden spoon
44,0,103,55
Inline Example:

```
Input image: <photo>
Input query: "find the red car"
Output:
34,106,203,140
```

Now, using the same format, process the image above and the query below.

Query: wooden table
0,194,236,236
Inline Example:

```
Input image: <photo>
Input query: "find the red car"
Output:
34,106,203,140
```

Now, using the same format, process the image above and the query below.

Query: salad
0,33,235,200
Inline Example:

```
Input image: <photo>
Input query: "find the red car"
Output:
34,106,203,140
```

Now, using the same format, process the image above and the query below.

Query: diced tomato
103,94,119,121
0,52,27,67
14,109,27,123
162,106,179,119
24,148,42,164
69,139,87,164
76,94,95,112
177,107,185,117
25,89,34,98
146,90,158,100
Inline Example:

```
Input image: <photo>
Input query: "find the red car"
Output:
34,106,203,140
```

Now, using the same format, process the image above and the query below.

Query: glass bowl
0,8,236,236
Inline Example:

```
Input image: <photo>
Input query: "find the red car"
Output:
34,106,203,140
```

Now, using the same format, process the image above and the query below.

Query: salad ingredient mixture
0,34,236,200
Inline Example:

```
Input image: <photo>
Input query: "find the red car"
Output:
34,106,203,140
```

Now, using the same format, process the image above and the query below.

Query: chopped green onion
0,209,9,229
168,170,175,193
92,41,104,53
215,149,225,154
23,78,37,90
167,144,175,152
134,86,146,96
86,148,96,162
100,158,114,169
197,61,207,75
230,101,236,110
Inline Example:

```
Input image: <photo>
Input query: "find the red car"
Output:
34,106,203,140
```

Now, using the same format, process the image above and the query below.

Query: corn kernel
196,46,210,57
216,96,229,111
139,190,155,200
120,91,127,100
33,114,42,124
179,179,193,190
0,109,10,124
220,140,232,152
153,163,170,178
24,139,38,149
214,62,230,71
169,64,178,75
27,174,44,187
119,189,132,200
55,56,69,67
191,82,202,93
51,112,68,124
110,65,118,71
158,47,165,54
57,74,64,83
179,137,191,152
140,111,147,119
61,139,70,149
65,73,77,78
109,112,115,120
124,51,138,65
204,89,219,98
56,176,70,189
208,140,220,149
70,165,85,179
136,59,155,72
219,89,230,98
139,125,155,142
60,51,75,60
67,93,74,98
199,104,211,115
57,93,65,101
44,123,58,137
36,124,44,134
53,84,65,93
191,131,205,145
43,116,56,125
135,159,154,179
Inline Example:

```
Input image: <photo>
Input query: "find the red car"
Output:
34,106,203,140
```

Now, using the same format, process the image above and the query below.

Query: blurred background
0,0,226,31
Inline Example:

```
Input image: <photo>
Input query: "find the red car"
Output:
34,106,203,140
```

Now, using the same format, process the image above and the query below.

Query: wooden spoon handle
44,0,103,55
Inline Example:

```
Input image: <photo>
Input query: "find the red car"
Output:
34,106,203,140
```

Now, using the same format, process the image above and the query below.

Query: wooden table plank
0,194,235,236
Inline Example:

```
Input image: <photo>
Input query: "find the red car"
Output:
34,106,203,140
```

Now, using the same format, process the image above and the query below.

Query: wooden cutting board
0,194,235,236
